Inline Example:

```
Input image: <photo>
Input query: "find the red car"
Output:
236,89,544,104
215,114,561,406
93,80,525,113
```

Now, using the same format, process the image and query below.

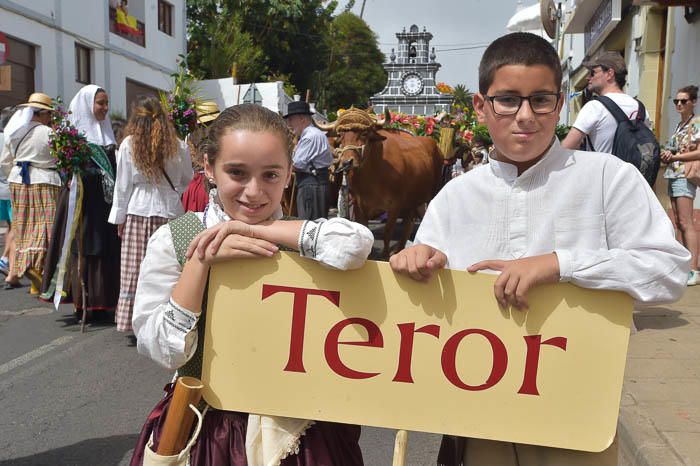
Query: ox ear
368,130,386,142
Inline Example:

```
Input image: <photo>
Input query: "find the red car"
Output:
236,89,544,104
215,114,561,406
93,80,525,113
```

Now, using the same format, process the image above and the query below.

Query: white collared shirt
415,139,690,305
132,200,374,370
108,136,193,224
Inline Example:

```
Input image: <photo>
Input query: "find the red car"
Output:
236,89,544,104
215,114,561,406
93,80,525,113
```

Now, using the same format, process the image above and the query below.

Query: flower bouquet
48,97,91,179
161,55,199,140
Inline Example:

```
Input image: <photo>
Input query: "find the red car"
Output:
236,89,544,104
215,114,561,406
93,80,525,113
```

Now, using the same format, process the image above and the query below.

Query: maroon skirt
131,384,364,466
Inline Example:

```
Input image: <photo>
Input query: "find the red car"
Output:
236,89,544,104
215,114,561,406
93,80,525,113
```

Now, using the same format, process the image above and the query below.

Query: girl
131,104,374,466
661,85,700,286
41,85,121,318
109,95,193,332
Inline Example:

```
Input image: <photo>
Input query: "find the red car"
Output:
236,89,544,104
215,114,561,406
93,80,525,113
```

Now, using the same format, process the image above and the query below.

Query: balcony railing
109,7,145,47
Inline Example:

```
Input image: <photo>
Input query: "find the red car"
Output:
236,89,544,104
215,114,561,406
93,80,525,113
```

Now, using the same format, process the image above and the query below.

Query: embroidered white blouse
415,139,690,305
132,198,375,370
108,136,193,225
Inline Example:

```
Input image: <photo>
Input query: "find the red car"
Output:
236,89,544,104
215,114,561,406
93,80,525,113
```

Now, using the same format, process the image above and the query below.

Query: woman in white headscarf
0,94,60,293
40,85,121,320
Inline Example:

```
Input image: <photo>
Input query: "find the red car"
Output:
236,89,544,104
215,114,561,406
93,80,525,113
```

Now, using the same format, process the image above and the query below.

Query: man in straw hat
182,100,221,213
284,100,333,220
0,92,61,292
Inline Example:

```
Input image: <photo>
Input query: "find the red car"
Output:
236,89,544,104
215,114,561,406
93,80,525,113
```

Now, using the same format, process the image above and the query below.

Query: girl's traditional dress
0,106,60,281
109,135,193,331
41,85,121,314
130,190,374,465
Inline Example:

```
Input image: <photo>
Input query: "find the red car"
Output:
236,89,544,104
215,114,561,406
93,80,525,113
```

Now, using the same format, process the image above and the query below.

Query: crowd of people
0,30,697,465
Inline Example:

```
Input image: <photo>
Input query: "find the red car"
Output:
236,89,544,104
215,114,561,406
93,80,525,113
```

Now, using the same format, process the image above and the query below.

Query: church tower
370,25,453,115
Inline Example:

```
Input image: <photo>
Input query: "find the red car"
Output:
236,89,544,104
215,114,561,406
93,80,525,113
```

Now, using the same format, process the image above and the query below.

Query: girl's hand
468,253,560,310
186,220,278,261
201,234,279,265
660,149,673,163
117,223,125,238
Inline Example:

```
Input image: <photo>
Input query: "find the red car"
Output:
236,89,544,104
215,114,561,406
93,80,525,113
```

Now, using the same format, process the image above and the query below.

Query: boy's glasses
673,99,689,105
485,94,560,115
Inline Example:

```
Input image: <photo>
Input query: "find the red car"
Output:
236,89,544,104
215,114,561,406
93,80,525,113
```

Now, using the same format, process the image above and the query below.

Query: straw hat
196,100,221,124
19,92,54,111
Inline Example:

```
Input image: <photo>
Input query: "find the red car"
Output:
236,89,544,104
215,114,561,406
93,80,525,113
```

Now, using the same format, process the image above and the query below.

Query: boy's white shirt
415,138,690,305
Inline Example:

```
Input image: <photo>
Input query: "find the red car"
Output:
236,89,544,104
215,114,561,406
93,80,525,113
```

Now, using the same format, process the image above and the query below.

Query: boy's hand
390,244,447,282
468,253,560,310
186,220,277,260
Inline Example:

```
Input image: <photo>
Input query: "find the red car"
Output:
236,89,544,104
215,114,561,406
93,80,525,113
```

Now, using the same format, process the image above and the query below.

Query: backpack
588,95,661,187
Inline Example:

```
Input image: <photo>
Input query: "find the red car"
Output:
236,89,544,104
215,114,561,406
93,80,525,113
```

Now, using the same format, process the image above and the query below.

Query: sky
345,0,524,93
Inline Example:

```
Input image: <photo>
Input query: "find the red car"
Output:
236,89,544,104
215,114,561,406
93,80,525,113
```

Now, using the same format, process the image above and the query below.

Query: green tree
186,1,266,82
186,0,336,94
318,12,386,112
452,84,474,113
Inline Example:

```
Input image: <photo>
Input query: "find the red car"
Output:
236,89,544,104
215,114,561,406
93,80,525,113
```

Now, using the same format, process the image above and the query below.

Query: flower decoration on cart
160,55,200,140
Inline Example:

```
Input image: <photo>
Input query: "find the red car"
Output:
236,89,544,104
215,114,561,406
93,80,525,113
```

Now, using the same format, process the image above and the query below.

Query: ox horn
373,110,387,128
316,120,337,132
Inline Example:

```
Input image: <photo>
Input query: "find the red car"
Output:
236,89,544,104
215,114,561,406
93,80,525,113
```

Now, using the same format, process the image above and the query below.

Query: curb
618,400,686,466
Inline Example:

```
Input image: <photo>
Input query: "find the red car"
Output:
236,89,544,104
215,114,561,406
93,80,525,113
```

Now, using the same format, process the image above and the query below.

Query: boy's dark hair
478,32,562,95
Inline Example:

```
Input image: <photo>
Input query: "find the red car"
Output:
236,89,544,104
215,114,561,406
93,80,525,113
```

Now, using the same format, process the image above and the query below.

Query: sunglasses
588,66,609,77
673,99,690,105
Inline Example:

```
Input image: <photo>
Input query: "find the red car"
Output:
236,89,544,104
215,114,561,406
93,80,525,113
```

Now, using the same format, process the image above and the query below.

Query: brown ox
319,108,443,258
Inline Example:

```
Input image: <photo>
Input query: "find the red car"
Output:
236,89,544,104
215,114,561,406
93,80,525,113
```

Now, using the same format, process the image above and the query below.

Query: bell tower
370,25,452,115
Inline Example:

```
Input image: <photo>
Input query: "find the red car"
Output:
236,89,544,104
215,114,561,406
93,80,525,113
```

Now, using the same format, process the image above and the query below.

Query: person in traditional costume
109,95,193,332
40,85,121,319
130,104,373,466
0,93,60,294
181,100,220,213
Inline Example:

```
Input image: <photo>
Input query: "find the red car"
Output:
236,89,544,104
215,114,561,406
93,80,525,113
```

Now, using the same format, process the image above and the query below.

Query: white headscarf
3,107,34,144
68,84,116,146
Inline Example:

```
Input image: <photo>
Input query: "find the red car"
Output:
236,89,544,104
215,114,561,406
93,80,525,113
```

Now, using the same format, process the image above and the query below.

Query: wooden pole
392,430,408,466
156,377,204,456
287,173,297,217
76,176,87,334
305,89,311,103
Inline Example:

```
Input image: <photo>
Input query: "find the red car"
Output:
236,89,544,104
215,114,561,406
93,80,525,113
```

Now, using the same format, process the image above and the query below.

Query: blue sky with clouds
345,0,523,93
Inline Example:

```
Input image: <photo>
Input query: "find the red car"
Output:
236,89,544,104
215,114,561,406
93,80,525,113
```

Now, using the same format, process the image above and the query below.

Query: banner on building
202,252,632,452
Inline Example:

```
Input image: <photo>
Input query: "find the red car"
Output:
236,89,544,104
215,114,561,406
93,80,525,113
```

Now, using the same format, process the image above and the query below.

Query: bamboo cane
287,173,297,217
392,430,408,466
157,377,205,456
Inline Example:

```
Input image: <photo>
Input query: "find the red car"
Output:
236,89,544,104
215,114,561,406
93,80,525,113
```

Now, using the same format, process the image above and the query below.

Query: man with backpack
562,51,660,186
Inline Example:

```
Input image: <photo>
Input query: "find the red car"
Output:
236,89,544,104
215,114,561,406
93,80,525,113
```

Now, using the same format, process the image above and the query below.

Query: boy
390,32,690,465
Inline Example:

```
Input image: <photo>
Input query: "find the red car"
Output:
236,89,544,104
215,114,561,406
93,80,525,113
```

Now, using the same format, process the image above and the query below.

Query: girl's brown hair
205,103,294,167
678,85,698,101
124,95,179,184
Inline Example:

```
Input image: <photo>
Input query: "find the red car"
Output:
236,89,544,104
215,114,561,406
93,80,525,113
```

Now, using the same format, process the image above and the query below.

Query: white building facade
0,0,186,116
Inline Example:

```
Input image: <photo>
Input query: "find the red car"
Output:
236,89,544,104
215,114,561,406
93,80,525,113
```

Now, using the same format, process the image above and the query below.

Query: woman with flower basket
40,85,121,319
0,93,60,294
108,95,193,332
